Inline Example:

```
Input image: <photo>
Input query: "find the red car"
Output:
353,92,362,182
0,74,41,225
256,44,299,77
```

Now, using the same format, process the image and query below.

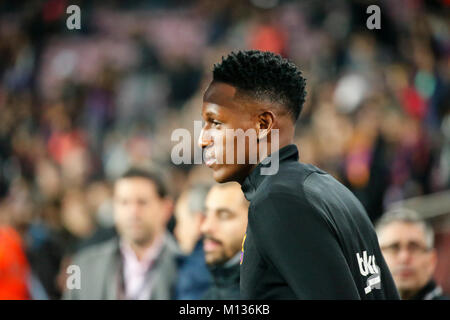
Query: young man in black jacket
198,50,400,299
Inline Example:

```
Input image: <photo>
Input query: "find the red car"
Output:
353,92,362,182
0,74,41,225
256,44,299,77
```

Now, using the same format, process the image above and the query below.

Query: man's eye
211,120,222,127
218,211,232,220
137,200,148,206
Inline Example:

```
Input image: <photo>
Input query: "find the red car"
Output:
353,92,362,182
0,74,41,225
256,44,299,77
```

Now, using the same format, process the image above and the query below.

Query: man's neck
399,288,419,300
124,233,163,261
130,243,151,261
237,137,293,184
223,252,242,268
258,135,293,161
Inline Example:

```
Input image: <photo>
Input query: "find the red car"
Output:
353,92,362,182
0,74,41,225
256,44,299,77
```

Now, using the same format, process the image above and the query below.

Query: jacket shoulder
63,238,119,300
253,162,325,205
73,238,119,264
70,238,120,280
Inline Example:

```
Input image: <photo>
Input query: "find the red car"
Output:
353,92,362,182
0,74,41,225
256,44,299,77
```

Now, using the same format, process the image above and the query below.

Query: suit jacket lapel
103,240,121,300
149,234,179,300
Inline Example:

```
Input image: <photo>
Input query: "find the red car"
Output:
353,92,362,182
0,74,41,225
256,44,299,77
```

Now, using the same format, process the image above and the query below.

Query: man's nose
198,127,212,149
397,248,413,263
200,216,213,236
125,204,141,217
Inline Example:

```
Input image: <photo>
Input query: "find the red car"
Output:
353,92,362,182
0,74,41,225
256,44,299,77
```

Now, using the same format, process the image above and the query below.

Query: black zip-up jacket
240,144,400,300
203,257,240,300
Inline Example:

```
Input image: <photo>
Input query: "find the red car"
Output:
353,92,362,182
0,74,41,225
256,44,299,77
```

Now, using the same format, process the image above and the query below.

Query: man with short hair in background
64,168,180,300
376,208,448,300
201,182,248,300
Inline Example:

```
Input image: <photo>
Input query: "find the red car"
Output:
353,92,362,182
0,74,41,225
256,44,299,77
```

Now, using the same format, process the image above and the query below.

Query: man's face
114,177,170,247
199,81,258,183
201,183,248,266
378,221,437,296
174,192,204,254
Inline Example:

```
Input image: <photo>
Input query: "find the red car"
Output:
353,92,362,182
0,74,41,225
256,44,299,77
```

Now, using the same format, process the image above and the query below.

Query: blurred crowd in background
0,0,449,299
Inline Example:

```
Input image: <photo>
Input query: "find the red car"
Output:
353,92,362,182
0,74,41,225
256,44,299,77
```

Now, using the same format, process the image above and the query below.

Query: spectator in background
173,184,212,300
75,180,117,251
64,168,180,300
0,225,31,299
376,208,448,300
201,182,248,300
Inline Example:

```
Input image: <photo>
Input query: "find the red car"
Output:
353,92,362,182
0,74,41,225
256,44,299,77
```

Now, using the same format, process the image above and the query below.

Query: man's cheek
212,135,225,164
221,132,238,164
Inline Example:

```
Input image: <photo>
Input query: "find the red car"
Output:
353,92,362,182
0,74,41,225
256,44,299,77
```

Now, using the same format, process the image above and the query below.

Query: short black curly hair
213,50,306,122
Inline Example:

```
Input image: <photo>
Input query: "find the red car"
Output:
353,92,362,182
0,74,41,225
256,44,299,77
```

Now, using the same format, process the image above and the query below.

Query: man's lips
203,239,222,251
203,148,217,167
394,268,415,278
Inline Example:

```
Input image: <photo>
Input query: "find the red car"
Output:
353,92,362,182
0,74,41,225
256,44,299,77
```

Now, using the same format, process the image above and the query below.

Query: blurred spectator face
35,159,62,201
174,191,204,254
114,177,171,247
61,190,94,238
6,179,34,234
378,221,437,298
85,181,113,228
61,147,91,188
201,183,248,266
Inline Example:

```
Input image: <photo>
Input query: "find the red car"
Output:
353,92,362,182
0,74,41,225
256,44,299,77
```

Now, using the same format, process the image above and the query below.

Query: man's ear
429,249,438,272
163,198,174,224
194,211,205,230
257,111,275,141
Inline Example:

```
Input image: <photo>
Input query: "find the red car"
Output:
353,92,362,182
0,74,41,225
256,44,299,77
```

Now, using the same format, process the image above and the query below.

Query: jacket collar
208,253,241,287
113,232,181,300
411,280,444,300
241,144,299,202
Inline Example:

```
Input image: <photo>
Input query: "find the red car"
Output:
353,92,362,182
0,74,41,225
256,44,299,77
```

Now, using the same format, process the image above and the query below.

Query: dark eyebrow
216,208,235,215
204,111,218,117
381,241,400,247
202,110,223,122
205,206,234,216
383,240,426,247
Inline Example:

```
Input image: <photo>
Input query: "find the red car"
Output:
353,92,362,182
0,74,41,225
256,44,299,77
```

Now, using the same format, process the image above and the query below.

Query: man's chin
205,254,228,267
211,165,247,184
128,235,153,247
213,174,233,183
212,167,235,183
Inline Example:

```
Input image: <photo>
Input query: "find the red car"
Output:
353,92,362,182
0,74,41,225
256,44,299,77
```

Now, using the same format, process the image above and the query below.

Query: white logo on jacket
356,251,381,294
